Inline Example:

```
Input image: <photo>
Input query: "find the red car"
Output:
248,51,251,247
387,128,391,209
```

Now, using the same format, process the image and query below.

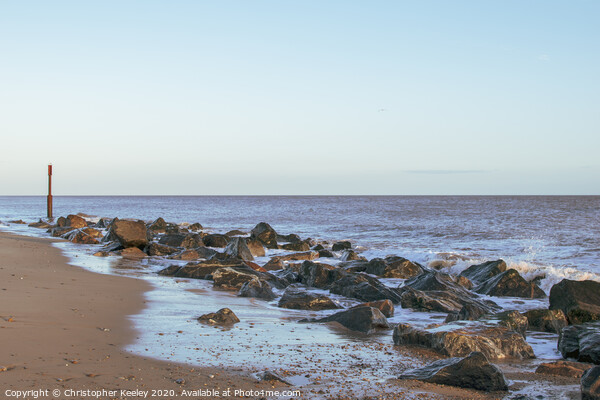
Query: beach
0,231,289,399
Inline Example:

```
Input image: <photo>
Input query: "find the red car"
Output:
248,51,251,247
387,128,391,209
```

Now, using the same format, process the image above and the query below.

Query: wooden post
47,164,53,219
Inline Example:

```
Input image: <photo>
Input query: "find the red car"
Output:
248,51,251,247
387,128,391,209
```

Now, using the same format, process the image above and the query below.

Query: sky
1,1,599,195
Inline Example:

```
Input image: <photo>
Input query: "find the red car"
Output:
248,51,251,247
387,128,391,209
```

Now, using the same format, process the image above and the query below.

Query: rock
65,214,87,228
312,244,325,251
282,241,310,252
169,247,218,261
455,275,474,290
188,222,203,232
332,241,352,251
381,256,424,279
339,250,364,262
299,261,341,289
120,247,147,259
475,269,546,299
197,308,239,325
524,309,568,334
148,217,168,233
278,287,339,310
250,222,278,249
271,251,319,262
263,258,285,271
256,371,291,385
460,260,507,284
494,310,528,337
146,243,180,256
558,322,600,364
278,233,301,243
180,234,204,248
404,269,462,292
445,303,493,323
28,220,53,229
238,278,276,300
351,300,394,318
8,219,27,224
393,323,535,360
318,250,334,258
56,217,67,227
212,267,261,290
49,226,76,237
330,273,403,303
401,286,465,314
103,220,149,249
94,218,113,229
399,351,508,392
308,306,389,334
202,234,229,248
158,259,248,279
224,237,254,261
246,239,265,257
535,361,593,378
274,269,299,286
67,229,99,245
549,279,600,324
157,234,187,247
93,251,111,257
581,366,600,400
225,229,246,237
82,227,103,238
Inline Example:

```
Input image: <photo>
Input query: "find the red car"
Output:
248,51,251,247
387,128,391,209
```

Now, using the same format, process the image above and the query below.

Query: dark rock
247,239,265,257
94,218,113,229
340,250,365,262
404,269,461,292
271,251,319,262
282,241,310,252
495,310,528,337
445,303,493,323
351,299,394,318
332,241,352,251
146,242,180,256
56,216,67,227
103,220,149,249
67,229,99,245
455,275,474,290
180,234,203,248
460,260,507,284
158,234,186,247
28,219,53,229
263,258,285,271
165,224,181,234
535,361,593,378
82,227,103,238
581,365,600,400
212,267,261,290
278,287,339,310
399,351,508,392
224,237,254,261
158,259,248,279
558,322,600,364
312,244,325,251
238,278,276,300
524,309,568,334
148,217,168,233
250,222,278,249
308,306,389,334
330,273,403,303
379,256,424,279
203,234,229,248
8,219,27,224
188,222,203,232
197,308,239,325
549,279,600,324
299,261,341,289
318,250,334,258
120,247,147,259
49,226,76,237
278,233,301,243
65,214,87,228
475,269,546,299
401,286,465,314
274,269,299,286
168,247,218,260
393,323,535,360
225,229,246,237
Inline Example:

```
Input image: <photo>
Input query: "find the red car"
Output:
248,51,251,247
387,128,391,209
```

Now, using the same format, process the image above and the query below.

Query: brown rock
536,361,593,378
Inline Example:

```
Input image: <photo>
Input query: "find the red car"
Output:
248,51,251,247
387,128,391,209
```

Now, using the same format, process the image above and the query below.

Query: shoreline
0,231,287,399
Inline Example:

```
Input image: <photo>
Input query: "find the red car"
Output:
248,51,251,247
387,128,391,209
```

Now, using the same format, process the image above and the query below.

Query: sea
1,195,599,398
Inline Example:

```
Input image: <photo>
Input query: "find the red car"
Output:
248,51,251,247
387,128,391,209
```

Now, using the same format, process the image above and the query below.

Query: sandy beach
0,232,290,399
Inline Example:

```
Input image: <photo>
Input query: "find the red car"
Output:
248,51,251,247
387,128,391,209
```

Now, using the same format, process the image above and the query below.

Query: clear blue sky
1,1,598,195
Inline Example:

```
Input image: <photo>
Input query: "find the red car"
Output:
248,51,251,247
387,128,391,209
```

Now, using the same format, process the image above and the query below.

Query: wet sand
0,231,580,399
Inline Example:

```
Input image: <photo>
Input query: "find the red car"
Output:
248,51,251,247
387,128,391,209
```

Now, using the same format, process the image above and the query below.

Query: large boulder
329,273,403,304
146,242,180,256
158,259,248,279
224,237,254,261
460,260,507,284
399,351,508,392
535,361,593,378
103,220,149,249
475,269,546,299
158,233,187,247
65,214,87,228
198,308,240,325
558,322,600,364
180,234,204,248
238,278,276,300
278,287,339,310
393,323,535,360
308,306,389,334
299,261,341,289
148,217,168,233
549,279,600,324
250,222,278,249
67,229,99,245
365,256,423,279
582,366,600,400
524,309,568,334
203,234,229,248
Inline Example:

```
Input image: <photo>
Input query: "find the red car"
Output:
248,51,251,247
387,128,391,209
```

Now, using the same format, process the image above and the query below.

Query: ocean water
1,195,598,398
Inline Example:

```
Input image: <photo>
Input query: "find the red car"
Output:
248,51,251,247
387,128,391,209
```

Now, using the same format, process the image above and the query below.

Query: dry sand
0,231,579,400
